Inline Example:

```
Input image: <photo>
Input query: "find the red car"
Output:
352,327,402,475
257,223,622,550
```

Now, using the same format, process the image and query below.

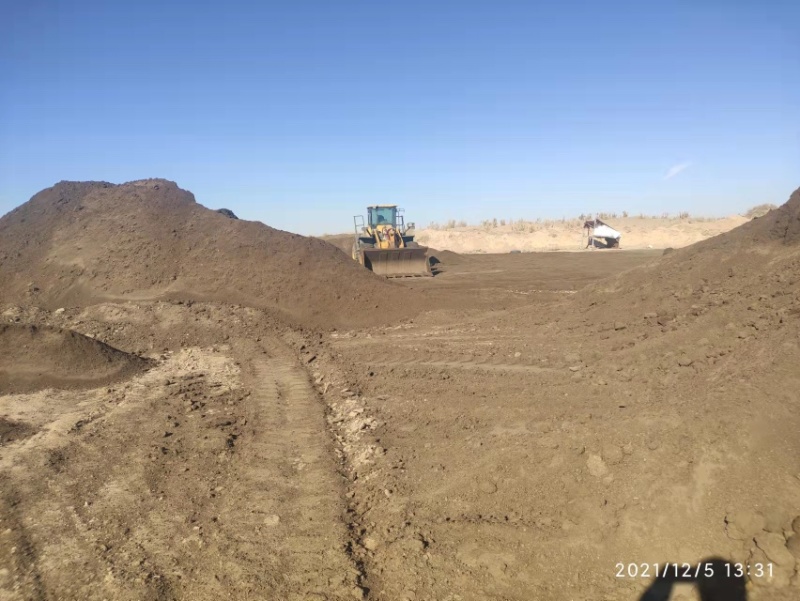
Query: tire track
367,359,553,373
331,334,553,373
217,338,364,600
0,485,46,601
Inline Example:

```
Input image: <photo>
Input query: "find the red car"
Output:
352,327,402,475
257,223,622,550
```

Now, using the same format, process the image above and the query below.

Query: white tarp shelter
583,218,622,248
592,224,621,239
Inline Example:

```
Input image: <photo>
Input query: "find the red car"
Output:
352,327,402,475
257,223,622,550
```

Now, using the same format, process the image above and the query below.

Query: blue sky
2,1,798,234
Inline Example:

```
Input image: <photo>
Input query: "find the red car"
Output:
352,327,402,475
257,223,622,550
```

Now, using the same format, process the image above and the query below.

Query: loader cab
353,205,410,238
368,205,399,229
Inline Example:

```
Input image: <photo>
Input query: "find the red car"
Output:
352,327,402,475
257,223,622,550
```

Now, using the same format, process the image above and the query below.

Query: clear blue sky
2,1,798,234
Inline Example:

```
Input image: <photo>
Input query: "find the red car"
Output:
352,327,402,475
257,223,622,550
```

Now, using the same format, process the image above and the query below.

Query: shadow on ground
638,558,746,601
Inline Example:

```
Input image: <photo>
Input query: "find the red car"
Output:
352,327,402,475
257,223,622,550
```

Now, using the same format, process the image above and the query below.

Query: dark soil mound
742,189,800,243
318,234,355,257
0,324,151,394
427,249,467,266
0,180,421,328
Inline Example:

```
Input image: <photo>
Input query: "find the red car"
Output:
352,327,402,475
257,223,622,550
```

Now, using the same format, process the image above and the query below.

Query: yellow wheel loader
352,205,432,277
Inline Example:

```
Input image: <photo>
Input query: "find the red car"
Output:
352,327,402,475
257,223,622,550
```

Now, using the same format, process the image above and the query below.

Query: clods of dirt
0,417,36,445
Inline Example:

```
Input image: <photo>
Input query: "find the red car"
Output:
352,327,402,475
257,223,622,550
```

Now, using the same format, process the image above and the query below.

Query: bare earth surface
1,181,799,601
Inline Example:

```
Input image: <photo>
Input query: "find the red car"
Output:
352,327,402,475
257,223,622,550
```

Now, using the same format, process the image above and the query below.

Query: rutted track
367,360,554,373
330,332,558,373
211,338,363,599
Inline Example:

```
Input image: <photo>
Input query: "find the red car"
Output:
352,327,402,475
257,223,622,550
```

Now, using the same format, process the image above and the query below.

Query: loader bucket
361,247,432,278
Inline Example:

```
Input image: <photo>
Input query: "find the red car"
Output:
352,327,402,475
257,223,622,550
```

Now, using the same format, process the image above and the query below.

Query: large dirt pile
0,324,151,393
0,180,420,328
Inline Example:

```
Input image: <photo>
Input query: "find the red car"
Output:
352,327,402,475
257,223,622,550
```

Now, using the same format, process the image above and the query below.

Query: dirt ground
1,182,799,601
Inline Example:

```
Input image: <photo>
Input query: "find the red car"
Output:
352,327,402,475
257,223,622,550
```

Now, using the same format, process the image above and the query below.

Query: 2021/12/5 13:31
615,562,774,579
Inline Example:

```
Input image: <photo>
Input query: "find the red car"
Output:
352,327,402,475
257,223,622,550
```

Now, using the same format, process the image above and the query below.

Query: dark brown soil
0,324,151,393
0,417,36,445
321,233,356,256
427,248,467,266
